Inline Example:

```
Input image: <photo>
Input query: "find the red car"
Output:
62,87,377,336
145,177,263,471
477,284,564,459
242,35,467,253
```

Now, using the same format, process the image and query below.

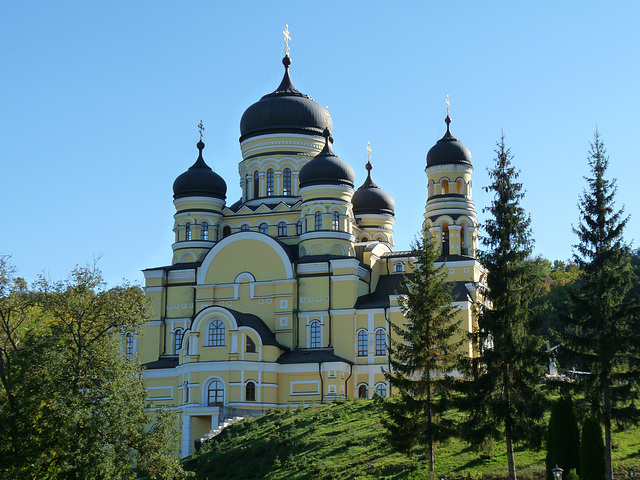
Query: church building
134,41,483,457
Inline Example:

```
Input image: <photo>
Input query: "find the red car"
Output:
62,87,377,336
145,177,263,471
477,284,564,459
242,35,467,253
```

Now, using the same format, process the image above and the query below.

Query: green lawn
182,399,640,480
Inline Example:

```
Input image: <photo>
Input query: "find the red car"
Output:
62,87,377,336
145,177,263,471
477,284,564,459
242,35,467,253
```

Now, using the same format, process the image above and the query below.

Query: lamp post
551,465,564,480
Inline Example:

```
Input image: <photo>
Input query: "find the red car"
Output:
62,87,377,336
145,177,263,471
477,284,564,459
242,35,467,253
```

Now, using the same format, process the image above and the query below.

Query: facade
135,52,483,457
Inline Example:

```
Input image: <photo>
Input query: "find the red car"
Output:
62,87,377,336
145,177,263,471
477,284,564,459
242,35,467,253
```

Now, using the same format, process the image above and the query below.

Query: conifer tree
545,396,580,480
458,135,546,480
383,236,462,473
559,131,640,480
580,417,606,480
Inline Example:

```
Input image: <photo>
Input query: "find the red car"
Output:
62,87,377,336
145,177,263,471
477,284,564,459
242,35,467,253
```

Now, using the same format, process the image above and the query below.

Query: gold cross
198,120,205,141
324,106,330,127
446,95,450,117
283,24,291,56
367,142,372,162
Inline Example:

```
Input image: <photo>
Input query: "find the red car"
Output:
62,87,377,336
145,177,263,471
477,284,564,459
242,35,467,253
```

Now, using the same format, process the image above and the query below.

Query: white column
181,414,193,458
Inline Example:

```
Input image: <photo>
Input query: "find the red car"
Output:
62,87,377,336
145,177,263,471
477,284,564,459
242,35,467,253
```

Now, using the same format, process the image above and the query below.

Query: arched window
375,383,387,398
266,169,274,196
357,330,367,356
296,220,302,235
222,226,231,238
457,179,463,194
460,224,467,255
253,170,260,198
241,224,250,232
201,222,208,241
125,332,134,359
310,321,321,348
259,223,268,234
174,328,184,353
394,261,404,273
207,380,224,406
358,384,368,399
442,223,450,255
245,175,249,199
332,212,340,231
314,212,322,231
208,320,225,346
441,178,449,195
361,237,369,242
429,180,435,197
185,223,191,241
278,222,287,236
245,381,256,401
246,336,256,353
283,168,292,195
375,329,386,356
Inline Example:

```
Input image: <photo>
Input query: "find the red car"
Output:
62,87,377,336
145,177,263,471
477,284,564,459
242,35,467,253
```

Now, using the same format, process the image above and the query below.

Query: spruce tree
545,396,580,480
559,131,640,480
383,236,462,473
458,135,547,480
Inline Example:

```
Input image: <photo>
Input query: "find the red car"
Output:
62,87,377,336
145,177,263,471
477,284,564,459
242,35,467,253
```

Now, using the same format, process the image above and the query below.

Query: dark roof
435,254,476,263
451,281,472,302
277,348,353,365
221,308,288,350
142,357,179,370
355,274,412,309
298,130,355,189
173,141,227,200
352,161,395,216
239,55,331,142
354,275,473,308
426,116,472,168
142,261,201,273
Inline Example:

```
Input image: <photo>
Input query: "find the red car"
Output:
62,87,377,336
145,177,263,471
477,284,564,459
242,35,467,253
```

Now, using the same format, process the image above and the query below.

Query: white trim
197,232,294,284
143,270,167,280
299,231,355,242
147,385,174,400
290,380,320,396
171,240,216,251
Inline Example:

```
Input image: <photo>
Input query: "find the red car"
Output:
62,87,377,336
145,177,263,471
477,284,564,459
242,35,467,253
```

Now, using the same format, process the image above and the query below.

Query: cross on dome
198,120,205,141
283,24,291,56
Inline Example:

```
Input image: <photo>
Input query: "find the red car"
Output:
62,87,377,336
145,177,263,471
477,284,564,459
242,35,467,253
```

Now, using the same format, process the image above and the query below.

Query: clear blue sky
2,1,638,287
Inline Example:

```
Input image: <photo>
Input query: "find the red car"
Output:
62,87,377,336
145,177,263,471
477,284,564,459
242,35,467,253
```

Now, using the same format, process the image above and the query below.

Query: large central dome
239,55,332,142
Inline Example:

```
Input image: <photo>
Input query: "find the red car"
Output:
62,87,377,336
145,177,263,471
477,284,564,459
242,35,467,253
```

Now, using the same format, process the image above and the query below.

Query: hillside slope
182,400,639,480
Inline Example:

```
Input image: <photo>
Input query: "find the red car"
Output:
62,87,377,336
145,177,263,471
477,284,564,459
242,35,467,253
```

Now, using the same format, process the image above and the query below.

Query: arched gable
197,232,294,285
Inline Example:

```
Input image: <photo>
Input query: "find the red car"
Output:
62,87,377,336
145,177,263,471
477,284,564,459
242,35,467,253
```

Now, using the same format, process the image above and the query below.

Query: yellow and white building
134,52,483,456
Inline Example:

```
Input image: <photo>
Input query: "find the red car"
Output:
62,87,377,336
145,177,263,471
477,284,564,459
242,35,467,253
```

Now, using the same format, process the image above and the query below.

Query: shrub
546,396,580,480
580,417,605,480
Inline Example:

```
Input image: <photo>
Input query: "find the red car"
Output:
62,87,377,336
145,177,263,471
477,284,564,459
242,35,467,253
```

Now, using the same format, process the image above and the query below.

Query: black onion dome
426,116,472,167
173,141,227,200
239,55,332,142
299,129,355,188
352,161,395,216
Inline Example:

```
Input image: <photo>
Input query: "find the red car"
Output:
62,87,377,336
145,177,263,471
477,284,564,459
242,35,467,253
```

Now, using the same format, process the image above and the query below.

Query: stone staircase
194,407,268,452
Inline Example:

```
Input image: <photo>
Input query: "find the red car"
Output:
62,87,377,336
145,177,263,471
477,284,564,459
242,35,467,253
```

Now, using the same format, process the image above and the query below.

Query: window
332,212,339,231
358,384,368,399
441,178,449,195
208,320,225,346
457,179,463,194
357,330,367,356
245,175,249,199
246,336,256,353
222,226,231,238
394,261,404,273
314,212,322,230
296,220,302,235
259,223,268,234
241,224,250,232
245,381,256,401
253,170,259,198
185,223,191,241
207,380,224,406
375,329,386,356
174,328,184,353
278,222,287,236
376,383,387,398
201,222,208,240
125,332,134,358
310,321,321,348
266,169,274,196
361,237,369,242
283,168,291,195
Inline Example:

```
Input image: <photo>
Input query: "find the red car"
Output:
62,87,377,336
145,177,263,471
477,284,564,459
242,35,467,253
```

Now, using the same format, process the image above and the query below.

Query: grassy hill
183,399,640,480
